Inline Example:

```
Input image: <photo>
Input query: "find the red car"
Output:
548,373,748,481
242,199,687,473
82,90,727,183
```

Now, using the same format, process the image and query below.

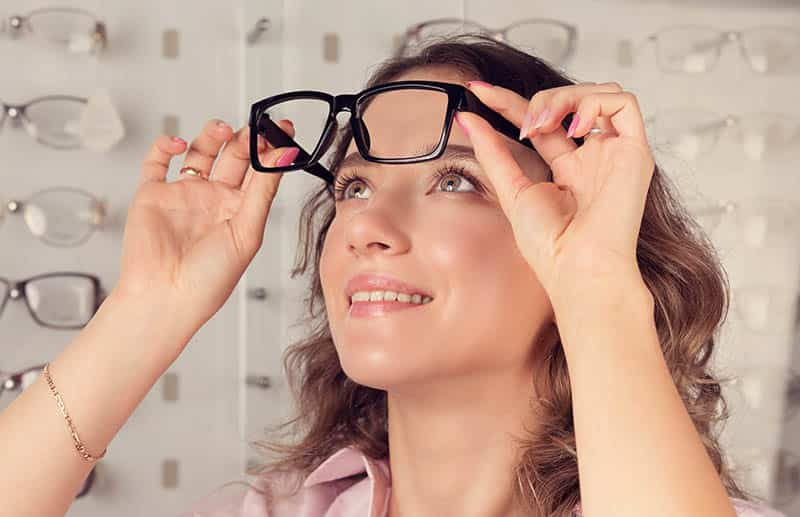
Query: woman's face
319,67,555,392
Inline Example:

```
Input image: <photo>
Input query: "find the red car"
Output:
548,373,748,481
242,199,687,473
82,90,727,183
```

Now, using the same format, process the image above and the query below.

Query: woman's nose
344,201,412,256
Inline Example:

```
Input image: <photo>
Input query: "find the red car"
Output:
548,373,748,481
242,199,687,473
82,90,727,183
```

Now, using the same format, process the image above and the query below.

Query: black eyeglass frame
0,272,105,330
248,80,540,184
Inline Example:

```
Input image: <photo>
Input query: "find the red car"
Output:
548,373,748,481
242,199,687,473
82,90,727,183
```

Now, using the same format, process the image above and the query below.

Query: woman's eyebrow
338,143,479,171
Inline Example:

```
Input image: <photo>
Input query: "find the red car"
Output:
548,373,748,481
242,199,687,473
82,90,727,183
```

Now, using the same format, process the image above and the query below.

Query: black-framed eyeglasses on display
0,272,105,329
0,363,97,498
247,80,540,185
1,186,107,247
0,6,107,55
396,18,578,65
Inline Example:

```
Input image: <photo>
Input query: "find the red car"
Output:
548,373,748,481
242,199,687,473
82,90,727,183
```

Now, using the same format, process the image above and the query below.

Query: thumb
231,146,298,250
454,111,576,267
513,181,577,262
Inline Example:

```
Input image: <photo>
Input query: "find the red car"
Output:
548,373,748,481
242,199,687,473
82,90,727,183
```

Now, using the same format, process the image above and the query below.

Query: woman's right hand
112,118,298,344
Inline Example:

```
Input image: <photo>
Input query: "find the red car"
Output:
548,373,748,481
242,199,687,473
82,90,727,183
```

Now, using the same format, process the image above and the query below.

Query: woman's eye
342,180,370,200
334,167,480,201
437,171,478,194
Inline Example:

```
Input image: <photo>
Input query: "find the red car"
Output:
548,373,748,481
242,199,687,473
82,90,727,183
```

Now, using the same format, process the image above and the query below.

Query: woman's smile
348,296,435,318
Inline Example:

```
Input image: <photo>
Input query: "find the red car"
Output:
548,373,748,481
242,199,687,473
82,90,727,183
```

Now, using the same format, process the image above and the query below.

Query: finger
564,91,647,140
181,119,236,178
239,144,274,193
528,82,623,137
140,135,188,185
530,126,578,168
466,80,531,129
454,111,539,216
454,111,576,256
230,145,300,253
466,81,578,167
212,119,295,188
467,81,619,139
525,83,624,138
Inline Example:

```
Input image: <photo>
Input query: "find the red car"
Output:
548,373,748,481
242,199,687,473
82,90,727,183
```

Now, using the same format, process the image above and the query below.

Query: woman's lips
348,299,432,318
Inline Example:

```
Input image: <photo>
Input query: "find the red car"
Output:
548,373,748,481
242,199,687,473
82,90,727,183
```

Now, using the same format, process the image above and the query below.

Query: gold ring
180,166,207,179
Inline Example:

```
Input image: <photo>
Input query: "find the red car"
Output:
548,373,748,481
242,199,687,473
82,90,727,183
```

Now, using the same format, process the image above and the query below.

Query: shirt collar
302,446,584,516
303,445,392,517
303,445,391,488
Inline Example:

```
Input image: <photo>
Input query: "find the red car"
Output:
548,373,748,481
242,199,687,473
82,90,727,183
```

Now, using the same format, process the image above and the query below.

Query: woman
0,35,787,517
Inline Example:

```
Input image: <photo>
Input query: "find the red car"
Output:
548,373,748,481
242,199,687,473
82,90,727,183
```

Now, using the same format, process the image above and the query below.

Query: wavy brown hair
233,34,759,516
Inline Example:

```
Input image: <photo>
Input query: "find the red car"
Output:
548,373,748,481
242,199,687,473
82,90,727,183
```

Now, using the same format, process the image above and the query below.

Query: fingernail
216,120,230,131
534,108,550,129
171,136,186,145
454,112,469,135
276,147,300,167
467,80,493,89
519,112,533,140
567,114,580,138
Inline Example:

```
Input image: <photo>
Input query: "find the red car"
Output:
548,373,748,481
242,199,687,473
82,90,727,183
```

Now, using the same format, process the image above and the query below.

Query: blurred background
0,0,798,515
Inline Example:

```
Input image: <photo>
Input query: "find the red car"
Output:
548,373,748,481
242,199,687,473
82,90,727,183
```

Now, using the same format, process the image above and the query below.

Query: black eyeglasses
248,80,537,184
0,272,105,329
0,363,97,498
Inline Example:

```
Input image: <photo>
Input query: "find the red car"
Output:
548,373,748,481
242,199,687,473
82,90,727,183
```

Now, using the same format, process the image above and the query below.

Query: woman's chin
339,353,425,391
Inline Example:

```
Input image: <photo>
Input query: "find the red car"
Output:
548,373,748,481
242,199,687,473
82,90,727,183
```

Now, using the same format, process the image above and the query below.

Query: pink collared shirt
181,445,788,517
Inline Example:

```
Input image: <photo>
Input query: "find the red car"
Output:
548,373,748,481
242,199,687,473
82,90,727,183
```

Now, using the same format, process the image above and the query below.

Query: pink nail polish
519,112,533,140
467,80,493,89
534,108,550,129
567,114,580,138
171,136,186,145
454,112,469,135
276,147,300,167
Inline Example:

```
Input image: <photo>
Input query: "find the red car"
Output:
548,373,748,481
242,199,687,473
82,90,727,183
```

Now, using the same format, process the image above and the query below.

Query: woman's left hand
454,81,655,314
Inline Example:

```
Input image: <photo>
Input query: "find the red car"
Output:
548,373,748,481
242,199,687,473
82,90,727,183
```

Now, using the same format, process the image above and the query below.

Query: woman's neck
384,368,541,517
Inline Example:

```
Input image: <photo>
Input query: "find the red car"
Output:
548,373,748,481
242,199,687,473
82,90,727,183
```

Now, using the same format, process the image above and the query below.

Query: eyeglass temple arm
256,115,335,184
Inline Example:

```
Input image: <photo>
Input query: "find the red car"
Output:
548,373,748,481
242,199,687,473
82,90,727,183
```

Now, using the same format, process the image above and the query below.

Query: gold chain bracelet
42,363,107,463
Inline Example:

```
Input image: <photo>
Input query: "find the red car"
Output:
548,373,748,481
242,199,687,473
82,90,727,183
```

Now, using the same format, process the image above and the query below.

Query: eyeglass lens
21,275,97,327
257,87,451,168
0,188,103,247
25,9,99,53
1,97,87,149
10,188,103,246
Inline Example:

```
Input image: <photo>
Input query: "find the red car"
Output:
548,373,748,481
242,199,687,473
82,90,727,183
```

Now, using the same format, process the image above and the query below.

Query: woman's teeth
350,290,433,305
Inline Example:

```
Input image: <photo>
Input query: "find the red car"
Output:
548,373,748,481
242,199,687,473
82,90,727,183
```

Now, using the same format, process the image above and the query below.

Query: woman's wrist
98,287,198,364
551,272,655,343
